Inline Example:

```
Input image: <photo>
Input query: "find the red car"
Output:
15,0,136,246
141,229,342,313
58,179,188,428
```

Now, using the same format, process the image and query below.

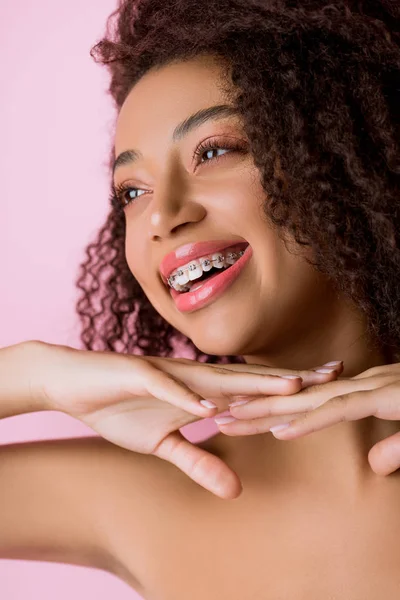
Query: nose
147,177,206,241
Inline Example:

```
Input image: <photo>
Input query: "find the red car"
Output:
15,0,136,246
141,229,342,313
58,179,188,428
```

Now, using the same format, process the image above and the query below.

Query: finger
368,431,400,476
269,381,400,440
267,388,384,439
152,430,243,499
141,359,343,417
214,411,306,436
148,356,343,390
138,361,304,418
141,364,218,417
202,368,305,398
301,362,344,387
205,361,344,389
144,358,307,408
147,355,343,375
229,374,391,420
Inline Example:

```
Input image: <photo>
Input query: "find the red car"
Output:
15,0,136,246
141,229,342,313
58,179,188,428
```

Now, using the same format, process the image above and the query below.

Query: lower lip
169,245,253,313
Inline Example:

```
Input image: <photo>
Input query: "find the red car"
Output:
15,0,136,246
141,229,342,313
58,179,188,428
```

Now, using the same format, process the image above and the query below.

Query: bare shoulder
0,434,210,595
0,435,154,594
99,434,223,592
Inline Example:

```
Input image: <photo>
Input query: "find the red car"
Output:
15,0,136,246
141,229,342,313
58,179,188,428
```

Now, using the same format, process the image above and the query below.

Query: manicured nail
200,400,217,409
322,361,343,366
315,368,337,373
229,400,250,407
215,416,236,425
269,423,291,433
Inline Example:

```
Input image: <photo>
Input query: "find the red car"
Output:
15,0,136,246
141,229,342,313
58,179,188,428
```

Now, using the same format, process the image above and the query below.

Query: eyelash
109,137,247,211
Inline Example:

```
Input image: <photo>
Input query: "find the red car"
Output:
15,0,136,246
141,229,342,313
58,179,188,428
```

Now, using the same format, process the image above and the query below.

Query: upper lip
159,239,249,285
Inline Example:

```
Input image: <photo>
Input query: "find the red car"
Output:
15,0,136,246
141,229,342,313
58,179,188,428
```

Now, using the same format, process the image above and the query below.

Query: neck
227,301,399,496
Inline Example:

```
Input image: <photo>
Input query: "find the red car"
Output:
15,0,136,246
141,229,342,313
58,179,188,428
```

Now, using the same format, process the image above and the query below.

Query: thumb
153,430,243,500
368,430,400,476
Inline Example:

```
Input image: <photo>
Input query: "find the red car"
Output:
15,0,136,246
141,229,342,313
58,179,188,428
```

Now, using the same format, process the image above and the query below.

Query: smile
167,243,248,292
169,244,253,313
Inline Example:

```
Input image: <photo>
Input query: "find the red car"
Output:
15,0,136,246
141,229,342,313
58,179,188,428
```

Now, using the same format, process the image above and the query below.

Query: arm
0,341,49,419
0,342,141,589
0,437,116,571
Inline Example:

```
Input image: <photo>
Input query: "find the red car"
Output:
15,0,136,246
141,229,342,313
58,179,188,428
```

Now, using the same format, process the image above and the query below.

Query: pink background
0,1,219,597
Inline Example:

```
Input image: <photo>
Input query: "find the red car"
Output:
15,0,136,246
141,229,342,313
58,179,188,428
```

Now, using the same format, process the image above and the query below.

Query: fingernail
280,375,303,380
229,400,250,407
200,400,217,409
215,416,237,425
315,368,337,373
269,423,291,433
322,361,343,366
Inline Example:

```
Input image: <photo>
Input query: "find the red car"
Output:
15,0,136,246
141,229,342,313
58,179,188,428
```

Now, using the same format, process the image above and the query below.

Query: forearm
0,341,49,419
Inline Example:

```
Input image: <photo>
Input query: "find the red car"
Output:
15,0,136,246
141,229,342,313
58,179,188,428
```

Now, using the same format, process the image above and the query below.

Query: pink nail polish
215,416,236,425
269,423,291,433
229,400,250,407
322,361,343,366
200,400,217,409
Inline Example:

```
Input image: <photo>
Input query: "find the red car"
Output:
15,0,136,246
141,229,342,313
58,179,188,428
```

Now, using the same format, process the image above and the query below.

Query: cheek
124,229,148,285
124,228,171,314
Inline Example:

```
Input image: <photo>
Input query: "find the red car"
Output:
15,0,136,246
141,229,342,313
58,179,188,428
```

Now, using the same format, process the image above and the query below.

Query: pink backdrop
0,1,219,597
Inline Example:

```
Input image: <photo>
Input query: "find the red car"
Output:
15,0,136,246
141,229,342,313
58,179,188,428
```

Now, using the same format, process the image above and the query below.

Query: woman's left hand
217,362,400,475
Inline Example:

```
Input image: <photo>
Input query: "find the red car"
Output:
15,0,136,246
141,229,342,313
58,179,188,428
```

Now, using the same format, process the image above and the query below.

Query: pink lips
170,244,253,313
159,239,249,285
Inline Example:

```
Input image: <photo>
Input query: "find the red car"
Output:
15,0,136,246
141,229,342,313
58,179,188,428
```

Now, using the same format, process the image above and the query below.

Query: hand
223,362,400,476
27,341,341,499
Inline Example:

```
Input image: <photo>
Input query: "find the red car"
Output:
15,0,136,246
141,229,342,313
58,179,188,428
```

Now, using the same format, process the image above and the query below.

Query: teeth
199,257,212,271
225,251,238,265
167,244,248,292
175,283,191,292
187,261,203,281
211,253,225,268
176,269,190,286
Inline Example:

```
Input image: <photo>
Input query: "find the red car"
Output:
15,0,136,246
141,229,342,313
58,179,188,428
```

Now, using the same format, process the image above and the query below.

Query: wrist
0,340,52,419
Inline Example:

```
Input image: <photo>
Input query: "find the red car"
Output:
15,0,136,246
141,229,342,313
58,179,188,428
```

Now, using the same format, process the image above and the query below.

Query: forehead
114,55,231,151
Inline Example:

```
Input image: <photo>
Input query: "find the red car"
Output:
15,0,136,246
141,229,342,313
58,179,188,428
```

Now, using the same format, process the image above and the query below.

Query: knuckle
332,393,349,405
302,382,324,395
363,366,380,377
295,411,319,432
211,366,231,376
188,452,210,480
331,393,352,417
262,401,276,417
358,365,389,378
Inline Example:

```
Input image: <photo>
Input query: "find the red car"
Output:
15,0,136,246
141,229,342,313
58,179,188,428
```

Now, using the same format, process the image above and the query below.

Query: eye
109,184,148,211
191,137,247,168
110,136,248,210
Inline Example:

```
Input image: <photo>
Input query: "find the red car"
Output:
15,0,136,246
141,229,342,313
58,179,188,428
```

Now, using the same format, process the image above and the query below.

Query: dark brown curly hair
75,0,400,365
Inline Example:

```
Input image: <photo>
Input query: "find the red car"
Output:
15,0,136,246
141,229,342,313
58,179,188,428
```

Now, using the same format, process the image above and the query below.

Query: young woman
1,0,399,598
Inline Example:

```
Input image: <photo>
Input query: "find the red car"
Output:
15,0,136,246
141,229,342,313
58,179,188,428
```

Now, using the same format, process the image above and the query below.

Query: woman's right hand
27,341,342,499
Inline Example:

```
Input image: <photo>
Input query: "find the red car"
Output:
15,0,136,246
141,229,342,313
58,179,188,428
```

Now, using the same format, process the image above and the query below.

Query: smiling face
113,54,343,360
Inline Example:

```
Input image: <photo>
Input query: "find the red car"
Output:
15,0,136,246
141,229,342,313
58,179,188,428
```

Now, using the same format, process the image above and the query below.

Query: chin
190,325,250,358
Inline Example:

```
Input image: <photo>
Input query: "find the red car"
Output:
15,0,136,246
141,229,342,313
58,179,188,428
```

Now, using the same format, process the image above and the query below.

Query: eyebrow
112,104,239,176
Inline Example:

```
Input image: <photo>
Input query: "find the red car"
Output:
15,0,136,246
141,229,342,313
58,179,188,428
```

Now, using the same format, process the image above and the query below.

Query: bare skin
107,54,400,596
